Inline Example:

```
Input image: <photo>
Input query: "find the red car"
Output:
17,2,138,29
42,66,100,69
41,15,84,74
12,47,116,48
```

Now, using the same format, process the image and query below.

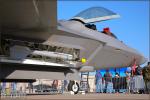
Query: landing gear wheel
68,81,79,94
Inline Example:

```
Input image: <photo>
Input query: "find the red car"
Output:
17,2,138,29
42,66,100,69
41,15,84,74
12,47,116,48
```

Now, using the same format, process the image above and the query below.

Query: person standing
52,80,58,89
125,71,131,93
103,69,112,93
64,80,68,91
95,70,103,93
134,65,144,93
114,73,120,93
142,62,150,94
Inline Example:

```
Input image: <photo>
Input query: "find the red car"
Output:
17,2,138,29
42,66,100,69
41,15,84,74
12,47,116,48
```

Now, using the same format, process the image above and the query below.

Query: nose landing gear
68,80,79,94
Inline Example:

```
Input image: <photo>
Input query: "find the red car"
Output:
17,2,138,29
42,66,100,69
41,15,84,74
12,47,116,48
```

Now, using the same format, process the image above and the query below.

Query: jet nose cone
136,52,148,65
140,56,148,65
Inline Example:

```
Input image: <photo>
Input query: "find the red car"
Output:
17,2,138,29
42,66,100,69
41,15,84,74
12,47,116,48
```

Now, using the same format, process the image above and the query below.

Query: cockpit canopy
72,7,120,23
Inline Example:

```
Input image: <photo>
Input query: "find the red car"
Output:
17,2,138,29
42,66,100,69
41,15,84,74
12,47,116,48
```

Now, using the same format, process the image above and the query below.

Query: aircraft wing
0,0,57,30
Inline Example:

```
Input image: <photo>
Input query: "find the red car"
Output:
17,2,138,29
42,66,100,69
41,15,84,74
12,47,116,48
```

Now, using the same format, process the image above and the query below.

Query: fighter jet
0,0,146,94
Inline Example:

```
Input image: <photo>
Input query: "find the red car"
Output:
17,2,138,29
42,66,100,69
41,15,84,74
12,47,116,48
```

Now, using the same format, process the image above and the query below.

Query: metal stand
80,72,90,92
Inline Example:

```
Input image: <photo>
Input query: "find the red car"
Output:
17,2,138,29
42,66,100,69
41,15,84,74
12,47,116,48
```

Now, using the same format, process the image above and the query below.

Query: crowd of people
95,62,150,94
1,62,149,95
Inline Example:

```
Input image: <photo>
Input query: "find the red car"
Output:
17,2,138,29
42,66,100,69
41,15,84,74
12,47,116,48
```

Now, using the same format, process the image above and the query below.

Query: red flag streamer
132,59,136,75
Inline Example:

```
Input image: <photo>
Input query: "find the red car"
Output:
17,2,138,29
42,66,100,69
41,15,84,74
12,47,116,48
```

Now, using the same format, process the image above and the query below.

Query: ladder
80,72,90,92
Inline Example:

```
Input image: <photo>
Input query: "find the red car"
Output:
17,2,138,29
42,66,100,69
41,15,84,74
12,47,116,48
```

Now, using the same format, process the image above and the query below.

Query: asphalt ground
1,93,150,100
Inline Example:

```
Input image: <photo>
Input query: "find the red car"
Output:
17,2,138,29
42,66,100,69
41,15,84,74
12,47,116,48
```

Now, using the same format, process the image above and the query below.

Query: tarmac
1,93,150,100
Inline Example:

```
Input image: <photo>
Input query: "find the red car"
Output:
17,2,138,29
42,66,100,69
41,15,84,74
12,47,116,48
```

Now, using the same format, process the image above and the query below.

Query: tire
68,81,79,94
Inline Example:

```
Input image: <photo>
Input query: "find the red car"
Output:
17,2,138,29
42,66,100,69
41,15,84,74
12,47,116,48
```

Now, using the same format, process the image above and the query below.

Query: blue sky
57,1,149,76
